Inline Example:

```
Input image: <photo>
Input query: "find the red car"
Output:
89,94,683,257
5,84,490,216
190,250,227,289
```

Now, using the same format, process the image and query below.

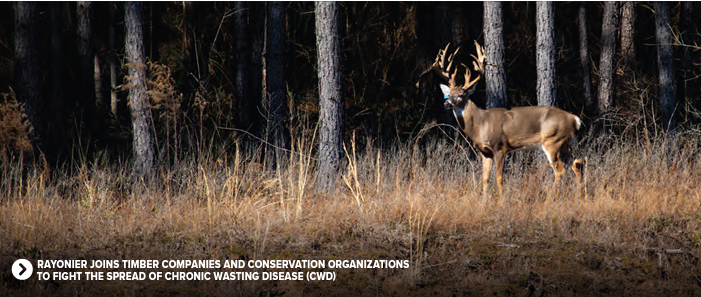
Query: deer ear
440,84,450,99
466,86,476,96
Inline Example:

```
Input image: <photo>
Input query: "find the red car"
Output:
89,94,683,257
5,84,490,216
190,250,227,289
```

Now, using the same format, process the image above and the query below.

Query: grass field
2,127,701,296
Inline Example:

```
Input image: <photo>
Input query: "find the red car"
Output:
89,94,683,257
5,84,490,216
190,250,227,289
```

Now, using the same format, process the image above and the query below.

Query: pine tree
315,1,344,193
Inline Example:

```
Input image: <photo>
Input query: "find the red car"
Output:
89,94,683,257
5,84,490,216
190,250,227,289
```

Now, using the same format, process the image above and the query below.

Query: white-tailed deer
432,41,583,197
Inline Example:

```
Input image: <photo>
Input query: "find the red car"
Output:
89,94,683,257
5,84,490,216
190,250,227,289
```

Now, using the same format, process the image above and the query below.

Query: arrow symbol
12,259,33,280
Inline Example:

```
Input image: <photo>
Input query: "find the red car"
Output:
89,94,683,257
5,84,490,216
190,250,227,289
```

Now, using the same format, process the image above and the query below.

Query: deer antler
432,43,461,88
470,41,486,75
462,41,486,91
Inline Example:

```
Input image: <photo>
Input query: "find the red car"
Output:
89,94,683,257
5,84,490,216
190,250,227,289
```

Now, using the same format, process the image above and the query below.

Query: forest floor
2,131,701,296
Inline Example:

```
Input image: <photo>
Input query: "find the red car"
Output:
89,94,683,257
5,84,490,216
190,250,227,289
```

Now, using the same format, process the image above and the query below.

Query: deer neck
452,100,484,140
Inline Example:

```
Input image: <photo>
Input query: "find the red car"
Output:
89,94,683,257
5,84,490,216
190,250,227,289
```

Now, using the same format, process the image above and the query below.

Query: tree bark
536,1,557,107
125,1,155,175
13,2,44,158
619,1,635,69
77,2,97,130
234,1,253,131
315,1,344,193
483,1,507,109
578,2,594,111
654,1,676,131
597,1,619,116
48,2,68,161
263,1,288,163
679,1,694,116
109,2,119,116
250,2,265,139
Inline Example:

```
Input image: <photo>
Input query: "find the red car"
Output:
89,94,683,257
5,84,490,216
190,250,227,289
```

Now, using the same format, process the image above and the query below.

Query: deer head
432,41,486,110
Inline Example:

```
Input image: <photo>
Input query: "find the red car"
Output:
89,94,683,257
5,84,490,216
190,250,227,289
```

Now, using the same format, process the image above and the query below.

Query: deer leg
494,151,506,197
543,146,565,201
572,158,584,200
481,154,493,197
572,158,583,185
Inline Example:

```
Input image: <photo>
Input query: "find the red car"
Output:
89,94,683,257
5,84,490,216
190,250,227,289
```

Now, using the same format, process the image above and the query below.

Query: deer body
433,42,582,197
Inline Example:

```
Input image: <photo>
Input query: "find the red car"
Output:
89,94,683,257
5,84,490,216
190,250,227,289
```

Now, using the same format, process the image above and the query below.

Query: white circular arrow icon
12,259,33,280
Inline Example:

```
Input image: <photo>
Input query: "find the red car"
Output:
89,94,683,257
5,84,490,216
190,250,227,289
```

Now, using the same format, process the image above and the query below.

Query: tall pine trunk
77,2,97,134
263,1,287,164
483,1,507,109
654,2,676,131
48,2,68,161
234,1,253,132
13,2,44,159
125,1,155,175
109,2,119,117
578,2,593,111
679,1,694,116
315,1,344,193
597,1,619,117
536,1,557,107
619,2,635,69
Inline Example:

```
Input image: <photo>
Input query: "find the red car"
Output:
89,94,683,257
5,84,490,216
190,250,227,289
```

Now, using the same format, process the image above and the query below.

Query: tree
654,1,676,132
578,2,594,111
77,2,98,130
536,1,556,107
263,1,287,163
48,2,68,161
234,2,254,131
679,1,694,113
109,2,119,116
125,1,155,175
483,1,507,109
13,2,44,158
315,1,344,193
619,2,635,69
597,1,619,117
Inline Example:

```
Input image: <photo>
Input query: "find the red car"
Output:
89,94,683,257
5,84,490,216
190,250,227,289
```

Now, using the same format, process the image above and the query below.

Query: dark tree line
2,2,699,183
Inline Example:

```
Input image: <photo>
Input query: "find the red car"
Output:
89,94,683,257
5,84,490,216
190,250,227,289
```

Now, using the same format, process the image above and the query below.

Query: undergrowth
1,124,700,296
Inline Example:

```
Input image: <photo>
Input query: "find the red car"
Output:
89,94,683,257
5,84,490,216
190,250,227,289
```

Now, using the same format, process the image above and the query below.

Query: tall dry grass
1,124,701,295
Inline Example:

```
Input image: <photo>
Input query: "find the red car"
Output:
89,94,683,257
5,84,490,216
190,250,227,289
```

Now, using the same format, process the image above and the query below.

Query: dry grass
1,126,701,296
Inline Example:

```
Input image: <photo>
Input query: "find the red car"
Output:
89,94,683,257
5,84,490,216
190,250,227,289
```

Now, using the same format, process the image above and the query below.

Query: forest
2,2,701,296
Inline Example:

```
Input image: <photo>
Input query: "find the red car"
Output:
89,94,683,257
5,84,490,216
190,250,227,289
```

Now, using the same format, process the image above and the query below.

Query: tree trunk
619,1,635,69
234,1,253,131
48,2,68,161
536,1,557,107
597,1,619,116
263,1,288,163
679,1,694,117
315,1,344,193
654,1,676,132
14,2,44,159
109,2,119,116
125,1,155,175
250,2,265,139
483,1,507,109
578,2,594,111
77,2,97,132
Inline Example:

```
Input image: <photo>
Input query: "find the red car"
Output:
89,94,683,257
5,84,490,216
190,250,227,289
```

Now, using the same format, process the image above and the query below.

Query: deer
432,41,583,198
